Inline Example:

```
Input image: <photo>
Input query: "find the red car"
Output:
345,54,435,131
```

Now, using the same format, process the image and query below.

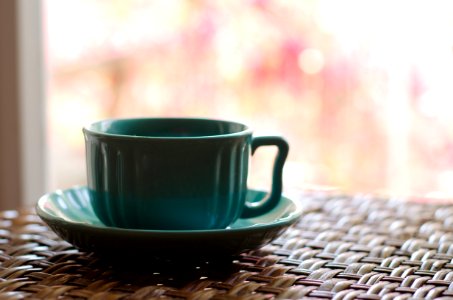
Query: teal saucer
36,186,302,257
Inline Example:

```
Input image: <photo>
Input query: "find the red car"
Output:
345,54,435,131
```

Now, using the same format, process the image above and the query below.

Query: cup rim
83,117,253,140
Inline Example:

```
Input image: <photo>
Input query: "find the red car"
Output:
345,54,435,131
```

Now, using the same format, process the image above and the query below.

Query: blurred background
44,0,453,197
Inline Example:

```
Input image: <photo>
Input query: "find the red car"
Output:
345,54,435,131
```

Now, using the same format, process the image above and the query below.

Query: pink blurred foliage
46,0,453,197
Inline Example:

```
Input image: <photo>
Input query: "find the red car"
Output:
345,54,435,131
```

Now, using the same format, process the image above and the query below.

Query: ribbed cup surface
85,132,250,230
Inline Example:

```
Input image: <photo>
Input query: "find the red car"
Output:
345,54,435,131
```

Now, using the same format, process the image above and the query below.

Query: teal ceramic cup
83,118,289,230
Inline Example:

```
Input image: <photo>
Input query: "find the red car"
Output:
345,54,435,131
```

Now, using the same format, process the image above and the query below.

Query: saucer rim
36,186,302,235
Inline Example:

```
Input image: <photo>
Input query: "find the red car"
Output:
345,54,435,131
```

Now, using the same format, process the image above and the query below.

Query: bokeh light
45,0,453,198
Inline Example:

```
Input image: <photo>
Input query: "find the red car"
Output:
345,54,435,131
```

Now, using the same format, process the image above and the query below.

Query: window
45,0,453,198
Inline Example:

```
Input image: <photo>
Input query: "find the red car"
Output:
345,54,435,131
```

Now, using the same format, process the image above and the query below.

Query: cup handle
241,136,289,218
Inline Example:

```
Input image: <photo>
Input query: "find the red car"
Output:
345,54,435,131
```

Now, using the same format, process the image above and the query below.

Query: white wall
17,0,47,206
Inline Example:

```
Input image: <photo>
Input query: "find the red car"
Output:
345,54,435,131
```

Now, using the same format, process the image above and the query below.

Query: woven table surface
2,191,453,299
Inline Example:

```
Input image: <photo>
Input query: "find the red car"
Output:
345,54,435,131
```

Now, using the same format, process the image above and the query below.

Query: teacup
83,118,288,230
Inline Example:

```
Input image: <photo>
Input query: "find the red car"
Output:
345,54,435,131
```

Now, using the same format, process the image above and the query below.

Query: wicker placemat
2,191,453,299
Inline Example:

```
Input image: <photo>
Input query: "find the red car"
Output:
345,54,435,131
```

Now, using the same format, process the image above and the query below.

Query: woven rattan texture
3,193,453,299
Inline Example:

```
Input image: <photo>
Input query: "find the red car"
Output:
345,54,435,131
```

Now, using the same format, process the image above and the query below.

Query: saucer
36,186,302,258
